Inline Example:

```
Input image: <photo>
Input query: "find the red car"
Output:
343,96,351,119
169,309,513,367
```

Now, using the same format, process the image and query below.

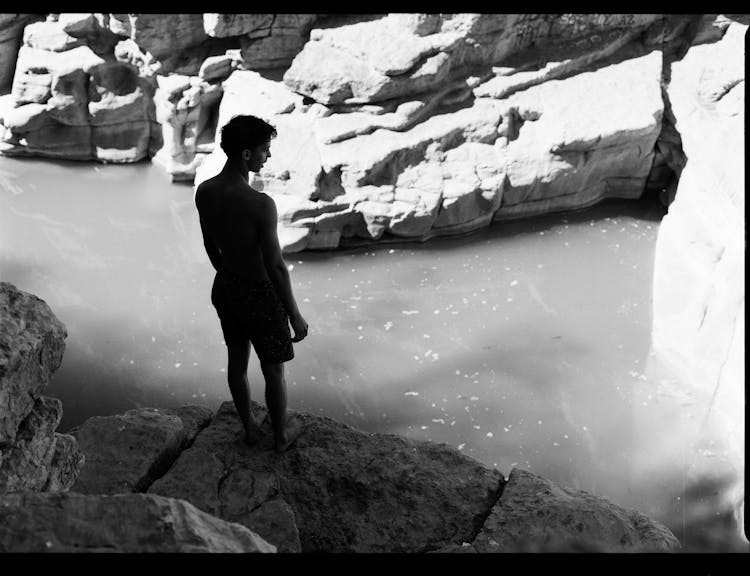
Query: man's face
246,140,272,173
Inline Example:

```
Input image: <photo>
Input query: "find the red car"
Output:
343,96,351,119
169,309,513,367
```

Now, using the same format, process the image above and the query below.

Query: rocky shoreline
0,281,680,552
0,14,739,254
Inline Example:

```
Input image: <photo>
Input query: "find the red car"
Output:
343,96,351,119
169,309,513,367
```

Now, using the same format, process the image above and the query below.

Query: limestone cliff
0,13,706,204
651,16,745,477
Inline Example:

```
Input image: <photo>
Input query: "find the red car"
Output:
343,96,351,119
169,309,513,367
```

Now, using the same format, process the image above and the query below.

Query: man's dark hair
220,115,277,158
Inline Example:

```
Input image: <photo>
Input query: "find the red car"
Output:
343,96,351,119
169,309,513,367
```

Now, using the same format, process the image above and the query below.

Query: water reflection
0,157,744,551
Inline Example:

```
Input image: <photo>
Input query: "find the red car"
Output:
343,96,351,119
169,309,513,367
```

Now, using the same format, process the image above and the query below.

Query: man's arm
258,197,300,317
199,217,223,272
258,196,308,342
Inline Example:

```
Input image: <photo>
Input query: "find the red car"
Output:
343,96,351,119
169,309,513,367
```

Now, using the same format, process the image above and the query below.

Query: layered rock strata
0,282,82,492
0,492,276,552
0,13,326,176
192,13,705,252
0,40,162,162
196,47,666,252
0,13,712,201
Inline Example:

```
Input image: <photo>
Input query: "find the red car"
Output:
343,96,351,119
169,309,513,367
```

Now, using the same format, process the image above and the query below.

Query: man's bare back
197,114,307,453
195,173,273,283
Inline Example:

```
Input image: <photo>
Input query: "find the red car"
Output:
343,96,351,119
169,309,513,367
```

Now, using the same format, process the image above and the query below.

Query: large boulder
148,401,503,553
651,17,745,459
465,468,680,552
0,492,276,552
0,282,66,445
0,282,82,493
71,406,213,495
69,399,681,552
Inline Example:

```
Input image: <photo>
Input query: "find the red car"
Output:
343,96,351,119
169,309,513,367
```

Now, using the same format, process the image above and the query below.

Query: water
0,157,744,551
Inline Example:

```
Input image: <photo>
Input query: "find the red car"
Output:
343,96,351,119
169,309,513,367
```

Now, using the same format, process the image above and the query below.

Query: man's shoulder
194,176,221,206
251,190,277,221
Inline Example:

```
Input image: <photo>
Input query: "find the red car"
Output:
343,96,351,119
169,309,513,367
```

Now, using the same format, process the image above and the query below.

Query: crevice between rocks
422,474,507,553
465,476,507,545
132,415,213,494
642,19,695,209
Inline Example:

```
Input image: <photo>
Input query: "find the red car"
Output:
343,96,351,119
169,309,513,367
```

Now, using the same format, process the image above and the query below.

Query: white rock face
651,19,746,454
196,48,665,253
492,50,664,220
1,42,162,162
283,14,662,105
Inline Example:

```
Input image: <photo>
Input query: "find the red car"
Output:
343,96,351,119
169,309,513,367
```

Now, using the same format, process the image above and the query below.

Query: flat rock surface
469,468,681,552
149,401,503,552
0,492,275,552
71,405,213,495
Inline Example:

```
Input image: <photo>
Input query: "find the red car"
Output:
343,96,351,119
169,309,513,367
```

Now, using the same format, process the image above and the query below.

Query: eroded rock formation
0,12,328,174
0,282,82,492
0,13,730,215
191,13,707,252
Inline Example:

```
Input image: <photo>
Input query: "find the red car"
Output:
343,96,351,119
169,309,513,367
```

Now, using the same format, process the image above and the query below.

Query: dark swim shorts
211,270,294,364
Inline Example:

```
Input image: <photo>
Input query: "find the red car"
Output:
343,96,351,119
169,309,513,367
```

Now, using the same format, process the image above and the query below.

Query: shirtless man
195,115,308,453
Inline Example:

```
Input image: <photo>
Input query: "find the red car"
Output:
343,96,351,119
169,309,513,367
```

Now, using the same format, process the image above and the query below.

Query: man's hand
290,312,308,343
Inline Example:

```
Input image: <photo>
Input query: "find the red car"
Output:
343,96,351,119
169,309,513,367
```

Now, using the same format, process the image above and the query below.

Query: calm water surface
0,157,744,551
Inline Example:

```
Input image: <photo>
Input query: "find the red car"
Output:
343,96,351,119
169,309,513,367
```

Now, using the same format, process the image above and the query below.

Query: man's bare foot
274,417,305,453
243,415,267,446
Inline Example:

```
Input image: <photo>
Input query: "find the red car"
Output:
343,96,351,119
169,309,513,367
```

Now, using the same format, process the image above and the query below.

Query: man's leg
227,342,264,444
260,361,303,452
